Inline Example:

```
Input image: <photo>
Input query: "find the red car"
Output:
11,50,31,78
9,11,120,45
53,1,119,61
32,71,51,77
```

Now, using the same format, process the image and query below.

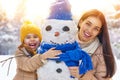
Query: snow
0,55,16,80
0,55,120,80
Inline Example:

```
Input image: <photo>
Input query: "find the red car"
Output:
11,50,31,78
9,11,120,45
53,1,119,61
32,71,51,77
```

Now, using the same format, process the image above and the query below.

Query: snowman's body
37,20,78,80
37,0,93,79
37,60,76,80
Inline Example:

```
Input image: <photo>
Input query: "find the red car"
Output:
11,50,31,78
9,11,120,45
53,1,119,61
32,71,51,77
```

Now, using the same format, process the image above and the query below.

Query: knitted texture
37,41,93,74
48,0,72,20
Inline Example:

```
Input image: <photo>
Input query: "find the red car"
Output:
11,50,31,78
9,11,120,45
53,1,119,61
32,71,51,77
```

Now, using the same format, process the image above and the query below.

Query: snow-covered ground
0,55,16,80
0,55,119,80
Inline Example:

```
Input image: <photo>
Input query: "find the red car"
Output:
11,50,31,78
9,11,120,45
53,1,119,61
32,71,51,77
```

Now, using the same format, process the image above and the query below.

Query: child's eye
46,25,52,31
33,35,39,38
26,36,31,39
62,26,69,31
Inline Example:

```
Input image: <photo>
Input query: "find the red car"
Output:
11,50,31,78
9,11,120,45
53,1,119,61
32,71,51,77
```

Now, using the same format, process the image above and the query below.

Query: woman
69,9,116,80
13,21,61,80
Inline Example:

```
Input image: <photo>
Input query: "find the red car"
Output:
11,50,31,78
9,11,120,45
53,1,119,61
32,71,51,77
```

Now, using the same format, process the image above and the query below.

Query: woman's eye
94,28,100,32
62,26,70,31
86,22,91,26
46,25,52,31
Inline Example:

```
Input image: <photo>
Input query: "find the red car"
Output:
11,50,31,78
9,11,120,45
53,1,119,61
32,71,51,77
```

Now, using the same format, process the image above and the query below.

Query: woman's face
24,33,40,51
78,16,102,42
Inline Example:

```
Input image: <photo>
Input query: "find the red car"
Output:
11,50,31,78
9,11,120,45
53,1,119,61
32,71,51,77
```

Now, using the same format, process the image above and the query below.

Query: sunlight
24,0,54,21
108,0,120,5
0,0,21,19
0,0,118,21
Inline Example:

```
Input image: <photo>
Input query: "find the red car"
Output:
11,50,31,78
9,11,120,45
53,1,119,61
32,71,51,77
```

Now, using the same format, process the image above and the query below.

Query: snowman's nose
54,32,60,36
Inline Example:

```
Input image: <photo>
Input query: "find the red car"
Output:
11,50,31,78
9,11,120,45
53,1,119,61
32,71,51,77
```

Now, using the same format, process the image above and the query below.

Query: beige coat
79,45,111,80
13,48,44,80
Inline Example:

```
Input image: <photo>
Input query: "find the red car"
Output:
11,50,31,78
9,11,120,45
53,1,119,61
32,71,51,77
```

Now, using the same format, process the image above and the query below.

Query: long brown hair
77,9,115,78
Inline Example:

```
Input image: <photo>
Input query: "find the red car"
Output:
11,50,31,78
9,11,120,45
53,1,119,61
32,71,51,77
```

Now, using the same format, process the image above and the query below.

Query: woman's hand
69,66,80,79
41,48,62,60
79,71,97,80
69,67,97,80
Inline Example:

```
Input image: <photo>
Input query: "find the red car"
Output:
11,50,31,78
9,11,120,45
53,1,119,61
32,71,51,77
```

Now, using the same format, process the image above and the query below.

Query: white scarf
76,36,100,56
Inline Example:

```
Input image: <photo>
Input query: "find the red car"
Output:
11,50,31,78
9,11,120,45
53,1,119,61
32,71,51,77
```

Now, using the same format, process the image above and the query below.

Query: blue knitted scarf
37,41,93,74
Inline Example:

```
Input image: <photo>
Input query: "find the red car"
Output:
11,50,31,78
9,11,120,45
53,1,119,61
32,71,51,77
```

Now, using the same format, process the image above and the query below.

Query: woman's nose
87,28,93,34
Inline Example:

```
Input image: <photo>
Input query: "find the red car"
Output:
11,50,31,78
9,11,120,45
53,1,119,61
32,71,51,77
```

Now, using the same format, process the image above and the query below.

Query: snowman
37,0,93,80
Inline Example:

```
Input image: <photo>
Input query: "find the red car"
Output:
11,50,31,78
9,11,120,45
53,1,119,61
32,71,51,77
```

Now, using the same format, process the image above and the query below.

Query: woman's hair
77,9,115,78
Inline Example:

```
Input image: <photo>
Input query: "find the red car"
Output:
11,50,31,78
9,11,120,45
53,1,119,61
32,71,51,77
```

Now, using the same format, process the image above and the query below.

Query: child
13,21,61,80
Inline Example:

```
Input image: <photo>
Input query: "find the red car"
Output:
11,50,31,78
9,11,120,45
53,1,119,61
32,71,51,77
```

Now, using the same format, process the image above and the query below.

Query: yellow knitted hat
20,21,42,43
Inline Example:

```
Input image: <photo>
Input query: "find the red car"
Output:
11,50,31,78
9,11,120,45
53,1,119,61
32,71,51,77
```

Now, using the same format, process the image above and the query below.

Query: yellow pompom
23,20,32,25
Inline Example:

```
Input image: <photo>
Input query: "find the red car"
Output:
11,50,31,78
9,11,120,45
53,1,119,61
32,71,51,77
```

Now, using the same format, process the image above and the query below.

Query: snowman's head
41,0,78,45
41,19,77,45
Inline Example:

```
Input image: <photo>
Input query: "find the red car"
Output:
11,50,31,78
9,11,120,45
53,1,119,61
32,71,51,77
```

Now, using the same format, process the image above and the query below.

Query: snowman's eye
62,26,69,31
46,25,52,31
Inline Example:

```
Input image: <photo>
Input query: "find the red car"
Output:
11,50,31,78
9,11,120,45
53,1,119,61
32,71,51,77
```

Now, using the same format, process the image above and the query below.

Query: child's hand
41,48,61,60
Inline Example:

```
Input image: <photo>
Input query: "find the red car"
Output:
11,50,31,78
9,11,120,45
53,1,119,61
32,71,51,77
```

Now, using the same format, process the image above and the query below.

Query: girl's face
24,33,40,51
78,16,102,42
